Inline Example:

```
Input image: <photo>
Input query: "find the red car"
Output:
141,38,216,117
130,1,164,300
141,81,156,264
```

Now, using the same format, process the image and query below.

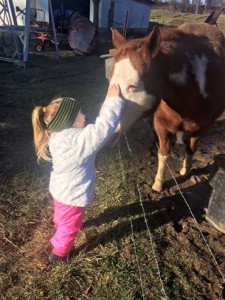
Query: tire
36,43,44,52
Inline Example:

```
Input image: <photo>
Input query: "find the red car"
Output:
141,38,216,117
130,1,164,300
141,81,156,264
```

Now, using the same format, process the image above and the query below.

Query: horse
107,22,225,192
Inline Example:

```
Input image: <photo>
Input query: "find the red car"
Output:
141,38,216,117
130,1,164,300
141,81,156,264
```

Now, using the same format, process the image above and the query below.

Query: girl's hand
107,83,121,98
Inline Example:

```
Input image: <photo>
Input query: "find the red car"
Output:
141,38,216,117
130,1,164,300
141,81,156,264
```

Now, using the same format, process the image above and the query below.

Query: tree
195,0,201,14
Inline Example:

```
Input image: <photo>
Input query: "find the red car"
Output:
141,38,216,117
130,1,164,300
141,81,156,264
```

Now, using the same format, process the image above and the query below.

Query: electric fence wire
143,118,225,283
117,141,146,300
123,133,168,299
138,186,168,299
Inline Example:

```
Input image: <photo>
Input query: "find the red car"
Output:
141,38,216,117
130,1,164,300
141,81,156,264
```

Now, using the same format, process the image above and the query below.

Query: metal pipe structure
0,0,59,66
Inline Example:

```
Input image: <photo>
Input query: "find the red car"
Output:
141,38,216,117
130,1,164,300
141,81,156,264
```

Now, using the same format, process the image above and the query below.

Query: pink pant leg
50,199,85,257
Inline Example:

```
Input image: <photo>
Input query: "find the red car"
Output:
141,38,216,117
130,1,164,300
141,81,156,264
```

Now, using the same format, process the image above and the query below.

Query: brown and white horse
108,22,225,192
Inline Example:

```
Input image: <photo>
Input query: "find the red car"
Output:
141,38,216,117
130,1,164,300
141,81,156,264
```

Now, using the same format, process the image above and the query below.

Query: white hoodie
49,95,124,207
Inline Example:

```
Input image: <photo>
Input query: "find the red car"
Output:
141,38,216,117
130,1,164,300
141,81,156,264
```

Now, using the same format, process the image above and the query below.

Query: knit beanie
47,97,81,132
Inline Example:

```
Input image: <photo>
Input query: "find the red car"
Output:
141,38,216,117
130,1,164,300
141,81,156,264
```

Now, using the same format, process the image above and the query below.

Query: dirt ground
0,49,225,299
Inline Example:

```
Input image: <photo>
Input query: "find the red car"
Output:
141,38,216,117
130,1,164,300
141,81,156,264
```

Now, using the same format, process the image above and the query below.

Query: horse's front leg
180,135,200,175
152,119,174,192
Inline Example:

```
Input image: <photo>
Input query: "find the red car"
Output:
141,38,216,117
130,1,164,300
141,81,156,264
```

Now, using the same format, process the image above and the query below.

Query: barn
1,0,154,34
0,0,154,65
91,0,154,36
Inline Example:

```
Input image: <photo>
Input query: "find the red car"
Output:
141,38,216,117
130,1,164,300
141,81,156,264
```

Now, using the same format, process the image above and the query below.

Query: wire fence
117,119,225,298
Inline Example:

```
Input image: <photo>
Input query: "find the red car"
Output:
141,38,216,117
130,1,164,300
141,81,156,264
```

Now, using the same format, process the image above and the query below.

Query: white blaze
191,55,208,98
110,58,151,108
109,57,155,133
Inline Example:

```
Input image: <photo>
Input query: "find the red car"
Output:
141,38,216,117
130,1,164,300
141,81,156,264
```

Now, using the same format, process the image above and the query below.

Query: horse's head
107,27,162,144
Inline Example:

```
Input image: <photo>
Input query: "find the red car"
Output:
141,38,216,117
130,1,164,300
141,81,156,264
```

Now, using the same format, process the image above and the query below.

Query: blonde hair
31,98,63,161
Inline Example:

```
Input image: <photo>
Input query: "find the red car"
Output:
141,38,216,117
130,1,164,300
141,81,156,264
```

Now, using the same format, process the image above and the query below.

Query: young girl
32,84,124,264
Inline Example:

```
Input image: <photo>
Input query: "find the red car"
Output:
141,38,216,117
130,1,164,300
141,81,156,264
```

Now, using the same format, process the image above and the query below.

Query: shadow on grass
73,180,212,256
72,153,225,256
164,163,211,189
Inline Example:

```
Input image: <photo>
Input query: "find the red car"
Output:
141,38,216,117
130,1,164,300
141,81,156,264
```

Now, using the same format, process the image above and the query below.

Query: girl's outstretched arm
71,84,125,161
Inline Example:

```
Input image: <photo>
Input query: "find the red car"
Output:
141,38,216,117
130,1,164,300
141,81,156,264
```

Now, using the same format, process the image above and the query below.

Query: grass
1,137,222,299
150,7,225,35
0,157,166,300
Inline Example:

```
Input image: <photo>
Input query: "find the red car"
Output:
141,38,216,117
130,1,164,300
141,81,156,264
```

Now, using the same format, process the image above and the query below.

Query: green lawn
150,7,225,35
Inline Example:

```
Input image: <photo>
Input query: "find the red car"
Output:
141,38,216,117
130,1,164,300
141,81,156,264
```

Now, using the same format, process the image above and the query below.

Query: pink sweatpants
50,199,85,257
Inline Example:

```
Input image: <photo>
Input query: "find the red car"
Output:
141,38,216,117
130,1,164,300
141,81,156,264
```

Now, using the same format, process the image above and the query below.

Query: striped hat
47,97,81,132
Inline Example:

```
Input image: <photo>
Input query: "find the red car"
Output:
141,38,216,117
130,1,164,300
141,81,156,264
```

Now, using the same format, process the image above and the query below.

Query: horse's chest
154,100,200,133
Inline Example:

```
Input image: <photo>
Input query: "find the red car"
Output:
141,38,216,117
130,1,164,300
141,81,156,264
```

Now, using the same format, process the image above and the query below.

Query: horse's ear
111,28,126,49
145,26,161,58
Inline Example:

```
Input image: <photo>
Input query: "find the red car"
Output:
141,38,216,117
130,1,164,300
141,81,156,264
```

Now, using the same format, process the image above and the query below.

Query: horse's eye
127,85,138,91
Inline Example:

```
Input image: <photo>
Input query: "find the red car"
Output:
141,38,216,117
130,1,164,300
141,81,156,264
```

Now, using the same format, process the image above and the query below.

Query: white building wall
90,0,150,30
35,0,49,24
0,0,49,26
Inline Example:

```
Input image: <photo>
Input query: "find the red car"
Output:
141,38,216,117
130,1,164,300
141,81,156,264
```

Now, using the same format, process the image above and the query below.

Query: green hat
47,97,81,132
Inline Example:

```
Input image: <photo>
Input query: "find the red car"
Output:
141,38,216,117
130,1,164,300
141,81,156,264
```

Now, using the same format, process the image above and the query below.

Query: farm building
11,0,49,26
91,0,154,36
0,0,154,65
1,0,154,34
51,0,154,35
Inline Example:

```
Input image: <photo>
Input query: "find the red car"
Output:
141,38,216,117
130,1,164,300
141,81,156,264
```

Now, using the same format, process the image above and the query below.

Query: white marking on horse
169,65,187,85
191,55,208,98
110,58,150,107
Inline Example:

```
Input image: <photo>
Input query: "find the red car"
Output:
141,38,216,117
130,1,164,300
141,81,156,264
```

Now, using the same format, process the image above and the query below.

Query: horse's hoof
180,167,191,176
180,167,187,176
152,181,163,192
